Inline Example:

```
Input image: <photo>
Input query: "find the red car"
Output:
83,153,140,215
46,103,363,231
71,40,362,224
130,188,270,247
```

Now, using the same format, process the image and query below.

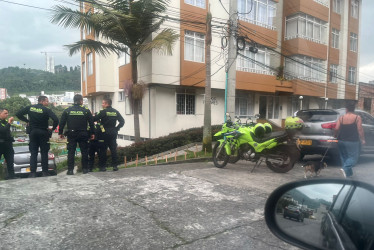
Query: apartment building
80,0,361,146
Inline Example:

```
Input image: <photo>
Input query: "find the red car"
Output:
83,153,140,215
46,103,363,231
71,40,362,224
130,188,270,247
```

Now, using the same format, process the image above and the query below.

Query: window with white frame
184,30,205,63
238,0,277,30
348,66,356,84
82,62,86,81
331,28,339,49
330,64,338,83
285,55,326,82
285,13,328,45
350,32,358,52
333,0,341,14
184,0,205,9
267,96,279,119
314,0,329,7
176,92,195,115
237,47,273,75
235,94,255,117
118,50,130,66
87,53,93,75
125,96,142,115
118,91,125,102
351,0,359,18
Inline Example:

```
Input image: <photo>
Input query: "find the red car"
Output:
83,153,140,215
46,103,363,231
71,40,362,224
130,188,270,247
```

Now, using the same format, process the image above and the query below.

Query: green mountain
0,66,81,96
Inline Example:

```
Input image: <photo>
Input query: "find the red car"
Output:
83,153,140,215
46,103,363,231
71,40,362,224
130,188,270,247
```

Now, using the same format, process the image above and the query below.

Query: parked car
3,146,57,176
283,205,304,222
295,109,374,159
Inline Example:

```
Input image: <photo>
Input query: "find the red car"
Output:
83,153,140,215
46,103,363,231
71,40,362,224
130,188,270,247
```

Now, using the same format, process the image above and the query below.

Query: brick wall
358,82,374,116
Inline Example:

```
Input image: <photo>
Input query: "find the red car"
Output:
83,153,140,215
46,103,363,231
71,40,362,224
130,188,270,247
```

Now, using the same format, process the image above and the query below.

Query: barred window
285,55,326,82
350,32,358,52
330,64,338,83
176,93,195,115
333,0,341,14
331,28,339,49
348,66,356,84
237,47,274,75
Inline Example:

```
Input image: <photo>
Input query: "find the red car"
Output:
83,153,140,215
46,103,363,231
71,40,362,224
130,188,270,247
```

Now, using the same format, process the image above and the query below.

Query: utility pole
203,9,212,152
226,0,237,120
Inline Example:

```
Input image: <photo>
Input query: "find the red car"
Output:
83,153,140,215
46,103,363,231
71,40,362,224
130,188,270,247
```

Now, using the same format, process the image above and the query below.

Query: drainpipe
224,71,228,121
148,85,151,139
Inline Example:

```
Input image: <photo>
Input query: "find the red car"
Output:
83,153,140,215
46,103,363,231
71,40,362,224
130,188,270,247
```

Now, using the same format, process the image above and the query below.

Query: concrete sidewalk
1,155,373,249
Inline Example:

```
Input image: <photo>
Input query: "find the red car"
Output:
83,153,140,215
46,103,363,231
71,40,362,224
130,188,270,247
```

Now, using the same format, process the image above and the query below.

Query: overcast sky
0,0,373,82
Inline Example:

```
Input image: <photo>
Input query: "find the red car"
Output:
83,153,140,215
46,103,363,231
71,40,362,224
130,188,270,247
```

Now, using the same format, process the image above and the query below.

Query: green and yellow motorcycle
212,115,302,173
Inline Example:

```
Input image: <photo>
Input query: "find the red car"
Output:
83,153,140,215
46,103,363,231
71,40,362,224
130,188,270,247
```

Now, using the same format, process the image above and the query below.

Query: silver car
4,146,57,176
295,109,374,159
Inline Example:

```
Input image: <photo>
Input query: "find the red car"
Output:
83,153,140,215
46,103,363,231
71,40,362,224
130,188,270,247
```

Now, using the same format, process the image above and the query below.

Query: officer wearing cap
94,98,124,171
16,96,59,178
0,108,17,180
59,94,95,175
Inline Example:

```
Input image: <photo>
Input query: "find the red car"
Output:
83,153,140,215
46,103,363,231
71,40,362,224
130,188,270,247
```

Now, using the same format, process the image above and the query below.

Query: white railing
314,0,329,7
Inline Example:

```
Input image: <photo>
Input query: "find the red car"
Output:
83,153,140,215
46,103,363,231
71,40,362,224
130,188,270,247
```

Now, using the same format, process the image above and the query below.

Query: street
0,154,373,249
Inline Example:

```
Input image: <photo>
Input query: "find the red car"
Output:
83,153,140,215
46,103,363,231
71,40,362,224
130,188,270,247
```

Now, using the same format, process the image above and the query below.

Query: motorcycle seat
250,131,288,143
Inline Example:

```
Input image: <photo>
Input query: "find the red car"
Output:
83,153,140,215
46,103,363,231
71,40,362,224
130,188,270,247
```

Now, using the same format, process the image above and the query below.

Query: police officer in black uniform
88,119,106,172
94,98,124,171
0,108,17,180
59,94,94,175
16,96,59,178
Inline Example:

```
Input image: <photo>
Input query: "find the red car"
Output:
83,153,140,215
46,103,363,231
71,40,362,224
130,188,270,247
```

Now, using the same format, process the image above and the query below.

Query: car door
356,111,374,153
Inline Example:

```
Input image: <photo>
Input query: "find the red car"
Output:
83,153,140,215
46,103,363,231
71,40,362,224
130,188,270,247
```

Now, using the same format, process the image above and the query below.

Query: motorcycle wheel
265,145,298,173
213,142,230,168
228,154,240,164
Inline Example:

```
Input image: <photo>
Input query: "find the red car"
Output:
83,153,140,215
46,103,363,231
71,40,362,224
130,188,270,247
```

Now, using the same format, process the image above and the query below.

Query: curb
119,157,212,168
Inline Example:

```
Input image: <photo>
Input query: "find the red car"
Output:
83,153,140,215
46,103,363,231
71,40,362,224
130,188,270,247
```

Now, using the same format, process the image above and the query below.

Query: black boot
99,167,106,172
29,172,36,178
82,168,89,174
42,172,50,177
88,168,93,172
67,170,74,175
6,174,19,180
113,166,118,171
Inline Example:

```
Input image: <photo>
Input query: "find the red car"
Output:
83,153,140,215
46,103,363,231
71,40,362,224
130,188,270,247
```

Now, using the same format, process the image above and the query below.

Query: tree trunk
131,51,141,143
203,12,212,153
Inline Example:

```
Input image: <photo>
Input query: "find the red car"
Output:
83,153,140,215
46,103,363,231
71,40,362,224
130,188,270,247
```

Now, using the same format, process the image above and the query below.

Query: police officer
59,94,94,175
16,96,59,178
88,119,106,172
94,98,124,171
0,108,17,180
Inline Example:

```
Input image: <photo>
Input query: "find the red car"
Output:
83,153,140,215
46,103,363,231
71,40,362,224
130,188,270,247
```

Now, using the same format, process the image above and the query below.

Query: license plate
21,168,31,173
299,140,312,146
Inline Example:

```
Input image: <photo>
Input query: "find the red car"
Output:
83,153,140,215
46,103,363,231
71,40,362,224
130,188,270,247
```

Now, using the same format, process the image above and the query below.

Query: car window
331,185,351,218
341,187,374,250
357,112,374,126
296,110,338,122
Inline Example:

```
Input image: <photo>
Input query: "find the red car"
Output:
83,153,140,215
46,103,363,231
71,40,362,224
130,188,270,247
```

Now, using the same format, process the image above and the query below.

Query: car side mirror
264,179,374,250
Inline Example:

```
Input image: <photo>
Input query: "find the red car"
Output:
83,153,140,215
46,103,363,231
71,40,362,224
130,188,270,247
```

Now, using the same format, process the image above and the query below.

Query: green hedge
117,125,222,162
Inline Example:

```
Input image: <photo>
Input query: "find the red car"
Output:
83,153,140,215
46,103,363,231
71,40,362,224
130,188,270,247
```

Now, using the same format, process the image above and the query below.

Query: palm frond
139,28,179,56
65,39,123,56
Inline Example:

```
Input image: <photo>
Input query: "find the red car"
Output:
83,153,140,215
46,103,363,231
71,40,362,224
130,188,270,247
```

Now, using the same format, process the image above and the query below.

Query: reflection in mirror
275,184,345,249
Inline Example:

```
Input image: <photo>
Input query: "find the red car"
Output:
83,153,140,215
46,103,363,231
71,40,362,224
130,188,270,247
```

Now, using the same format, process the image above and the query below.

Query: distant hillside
0,66,81,96
288,189,331,209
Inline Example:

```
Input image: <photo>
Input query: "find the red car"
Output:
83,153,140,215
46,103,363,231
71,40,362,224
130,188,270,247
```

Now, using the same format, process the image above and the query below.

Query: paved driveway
1,155,373,249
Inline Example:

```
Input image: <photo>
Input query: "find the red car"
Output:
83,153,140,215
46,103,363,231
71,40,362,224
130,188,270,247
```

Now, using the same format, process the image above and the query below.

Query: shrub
117,125,221,163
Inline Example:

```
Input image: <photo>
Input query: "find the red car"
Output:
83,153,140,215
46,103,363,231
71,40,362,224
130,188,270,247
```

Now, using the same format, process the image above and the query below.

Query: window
333,0,341,14
176,92,195,115
285,13,328,45
125,96,142,115
267,96,279,119
341,187,374,250
118,91,125,102
285,55,326,82
237,47,273,75
235,94,255,117
184,30,205,63
184,0,205,9
351,0,359,18
87,53,93,75
330,64,338,83
314,0,329,7
331,185,352,218
82,62,86,82
348,66,356,84
238,0,276,30
331,28,339,49
350,32,358,52
118,50,130,66
363,98,372,114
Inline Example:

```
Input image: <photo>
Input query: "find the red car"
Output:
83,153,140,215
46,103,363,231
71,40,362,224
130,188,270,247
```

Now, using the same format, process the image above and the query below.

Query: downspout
148,85,151,139
224,71,228,122
325,3,331,104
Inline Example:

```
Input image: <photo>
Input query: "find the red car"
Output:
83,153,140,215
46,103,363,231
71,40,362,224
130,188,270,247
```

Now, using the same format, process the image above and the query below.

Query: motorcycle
212,114,301,173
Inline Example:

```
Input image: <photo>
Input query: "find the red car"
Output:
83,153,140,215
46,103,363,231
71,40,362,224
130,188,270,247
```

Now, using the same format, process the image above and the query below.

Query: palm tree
51,0,179,142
